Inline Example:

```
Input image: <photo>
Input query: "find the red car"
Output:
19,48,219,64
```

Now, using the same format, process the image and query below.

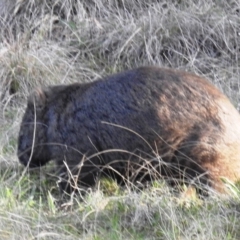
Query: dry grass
1,0,240,239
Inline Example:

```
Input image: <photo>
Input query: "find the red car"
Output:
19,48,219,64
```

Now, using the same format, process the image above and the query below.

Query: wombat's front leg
57,162,100,194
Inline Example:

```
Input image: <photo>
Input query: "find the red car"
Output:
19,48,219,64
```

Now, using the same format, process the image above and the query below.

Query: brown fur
17,66,240,193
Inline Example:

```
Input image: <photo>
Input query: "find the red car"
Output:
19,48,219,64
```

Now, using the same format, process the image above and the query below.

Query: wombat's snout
18,149,50,168
18,150,37,167
18,139,43,168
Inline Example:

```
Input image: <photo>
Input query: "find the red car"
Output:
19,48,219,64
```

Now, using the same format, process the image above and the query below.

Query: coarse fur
18,66,240,193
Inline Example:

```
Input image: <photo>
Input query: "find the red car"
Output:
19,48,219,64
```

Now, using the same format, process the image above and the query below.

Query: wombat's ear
28,87,46,110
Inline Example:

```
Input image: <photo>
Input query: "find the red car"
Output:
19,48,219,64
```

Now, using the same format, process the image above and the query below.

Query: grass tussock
1,0,240,239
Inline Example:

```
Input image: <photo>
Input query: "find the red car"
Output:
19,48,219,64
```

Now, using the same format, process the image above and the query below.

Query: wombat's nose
18,150,44,168
18,152,30,166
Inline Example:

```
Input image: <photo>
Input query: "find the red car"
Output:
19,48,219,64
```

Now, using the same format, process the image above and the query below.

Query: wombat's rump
17,66,240,193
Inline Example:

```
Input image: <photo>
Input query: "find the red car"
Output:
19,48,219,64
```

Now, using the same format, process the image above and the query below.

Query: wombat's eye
18,128,25,138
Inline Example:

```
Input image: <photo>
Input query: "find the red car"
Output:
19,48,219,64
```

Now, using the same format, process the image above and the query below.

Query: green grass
1,0,240,239
1,165,240,239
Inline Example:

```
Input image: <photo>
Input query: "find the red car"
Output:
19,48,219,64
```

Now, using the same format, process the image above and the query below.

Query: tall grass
0,0,240,239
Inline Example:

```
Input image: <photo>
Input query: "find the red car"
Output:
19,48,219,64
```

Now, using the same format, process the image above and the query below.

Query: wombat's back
18,66,240,193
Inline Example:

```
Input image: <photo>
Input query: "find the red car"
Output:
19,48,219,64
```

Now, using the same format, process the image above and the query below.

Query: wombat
17,66,240,193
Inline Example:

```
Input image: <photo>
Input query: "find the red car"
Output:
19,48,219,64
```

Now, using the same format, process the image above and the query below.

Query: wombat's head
18,88,50,168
